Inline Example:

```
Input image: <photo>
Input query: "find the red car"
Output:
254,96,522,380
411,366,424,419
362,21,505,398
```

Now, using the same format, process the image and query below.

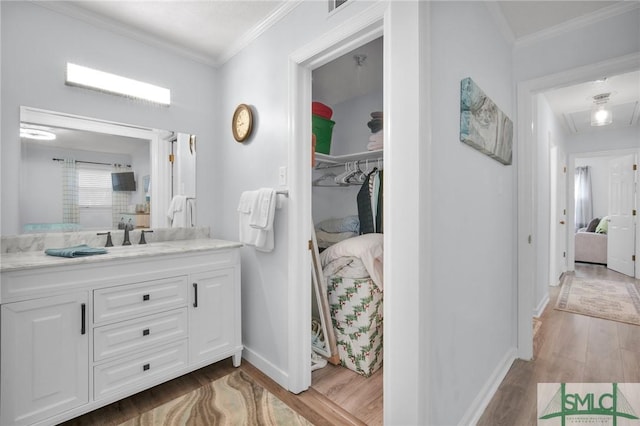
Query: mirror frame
20,106,173,231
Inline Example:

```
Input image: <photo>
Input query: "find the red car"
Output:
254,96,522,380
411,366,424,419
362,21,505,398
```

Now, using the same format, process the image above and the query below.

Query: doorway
517,54,640,360
309,35,384,424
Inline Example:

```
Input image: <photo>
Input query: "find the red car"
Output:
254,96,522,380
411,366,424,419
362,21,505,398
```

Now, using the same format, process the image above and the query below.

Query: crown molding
216,0,303,66
484,2,515,46
515,1,640,49
34,1,219,67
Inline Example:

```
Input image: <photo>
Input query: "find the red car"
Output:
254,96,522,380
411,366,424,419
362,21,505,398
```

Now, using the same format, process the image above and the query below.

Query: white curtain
574,166,593,231
62,158,79,224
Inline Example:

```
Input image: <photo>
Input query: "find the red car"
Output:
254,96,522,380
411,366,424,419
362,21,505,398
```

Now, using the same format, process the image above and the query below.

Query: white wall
330,90,383,155
514,8,640,83
216,1,427,424
566,125,640,154
1,2,218,236
429,3,515,424
215,0,386,390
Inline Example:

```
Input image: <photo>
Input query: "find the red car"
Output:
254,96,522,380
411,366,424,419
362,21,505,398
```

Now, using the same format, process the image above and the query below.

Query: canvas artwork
460,77,513,165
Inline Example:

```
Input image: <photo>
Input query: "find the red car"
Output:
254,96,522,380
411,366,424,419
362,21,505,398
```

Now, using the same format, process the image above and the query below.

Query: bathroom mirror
19,107,196,233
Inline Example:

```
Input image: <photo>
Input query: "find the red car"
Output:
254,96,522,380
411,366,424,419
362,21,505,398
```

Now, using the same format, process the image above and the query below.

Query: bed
320,233,383,376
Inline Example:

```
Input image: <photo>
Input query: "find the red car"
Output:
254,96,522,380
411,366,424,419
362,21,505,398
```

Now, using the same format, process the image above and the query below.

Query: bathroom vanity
0,238,242,426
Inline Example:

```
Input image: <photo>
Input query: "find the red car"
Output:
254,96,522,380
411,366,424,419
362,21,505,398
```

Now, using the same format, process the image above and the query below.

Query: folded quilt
45,244,107,258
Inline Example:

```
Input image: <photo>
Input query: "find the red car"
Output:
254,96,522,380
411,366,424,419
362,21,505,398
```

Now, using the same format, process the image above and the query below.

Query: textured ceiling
56,1,627,65
63,1,287,65
497,1,621,38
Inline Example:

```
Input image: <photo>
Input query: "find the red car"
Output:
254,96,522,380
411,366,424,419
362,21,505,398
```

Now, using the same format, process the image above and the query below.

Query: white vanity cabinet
190,268,239,365
1,293,89,426
0,240,242,426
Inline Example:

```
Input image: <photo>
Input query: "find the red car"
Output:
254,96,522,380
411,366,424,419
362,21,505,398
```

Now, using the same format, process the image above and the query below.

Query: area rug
555,277,640,325
118,370,313,426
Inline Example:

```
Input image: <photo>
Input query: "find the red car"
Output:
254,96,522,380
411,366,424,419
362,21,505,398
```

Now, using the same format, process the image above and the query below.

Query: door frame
517,52,640,359
567,149,639,273
286,2,428,424
286,4,386,395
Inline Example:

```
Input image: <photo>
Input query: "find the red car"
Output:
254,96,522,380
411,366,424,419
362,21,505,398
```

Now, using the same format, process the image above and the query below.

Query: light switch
279,166,287,186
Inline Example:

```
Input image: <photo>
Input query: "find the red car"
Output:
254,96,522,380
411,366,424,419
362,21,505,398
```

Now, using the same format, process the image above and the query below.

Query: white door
1,293,89,426
549,144,568,285
189,268,237,364
607,153,636,277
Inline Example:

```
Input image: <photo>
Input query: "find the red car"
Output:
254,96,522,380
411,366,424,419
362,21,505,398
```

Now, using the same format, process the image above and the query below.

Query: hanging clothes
357,168,383,234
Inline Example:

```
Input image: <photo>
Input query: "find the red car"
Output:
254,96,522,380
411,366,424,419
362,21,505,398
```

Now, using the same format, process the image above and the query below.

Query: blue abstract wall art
460,77,513,165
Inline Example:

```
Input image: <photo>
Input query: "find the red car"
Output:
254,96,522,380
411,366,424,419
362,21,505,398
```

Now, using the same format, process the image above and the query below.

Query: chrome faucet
97,231,113,247
139,229,154,244
123,225,132,246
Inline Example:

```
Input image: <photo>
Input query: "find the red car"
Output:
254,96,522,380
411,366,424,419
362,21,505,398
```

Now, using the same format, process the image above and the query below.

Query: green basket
312,115,335,155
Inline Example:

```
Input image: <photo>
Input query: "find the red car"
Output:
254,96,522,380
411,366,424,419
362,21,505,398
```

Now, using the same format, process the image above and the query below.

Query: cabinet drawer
94,308,188,362
94,276,188,324
94,340,188,400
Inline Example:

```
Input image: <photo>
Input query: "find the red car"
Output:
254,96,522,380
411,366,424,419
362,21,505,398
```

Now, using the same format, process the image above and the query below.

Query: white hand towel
238,190,275,252
237,191,254,214
167,195,188,228
250,188,276,230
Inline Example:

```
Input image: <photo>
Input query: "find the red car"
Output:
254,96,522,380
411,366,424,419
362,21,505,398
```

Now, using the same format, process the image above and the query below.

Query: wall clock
232,103,253,142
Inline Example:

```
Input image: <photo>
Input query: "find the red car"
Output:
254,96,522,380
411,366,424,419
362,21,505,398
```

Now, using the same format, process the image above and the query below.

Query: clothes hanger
335,162,358,185
313,171,347,187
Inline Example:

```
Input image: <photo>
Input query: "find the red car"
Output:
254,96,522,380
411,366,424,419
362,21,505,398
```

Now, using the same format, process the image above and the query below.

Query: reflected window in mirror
19,107,197,234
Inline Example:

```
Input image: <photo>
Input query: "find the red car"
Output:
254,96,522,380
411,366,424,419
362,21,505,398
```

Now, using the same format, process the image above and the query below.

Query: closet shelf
315,150,383,168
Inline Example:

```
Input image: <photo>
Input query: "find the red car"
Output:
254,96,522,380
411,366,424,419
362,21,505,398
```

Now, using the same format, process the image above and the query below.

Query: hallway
478,264,640,425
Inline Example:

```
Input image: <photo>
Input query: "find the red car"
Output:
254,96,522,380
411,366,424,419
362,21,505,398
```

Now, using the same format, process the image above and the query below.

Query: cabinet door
189,268,238,364
1,293,89,426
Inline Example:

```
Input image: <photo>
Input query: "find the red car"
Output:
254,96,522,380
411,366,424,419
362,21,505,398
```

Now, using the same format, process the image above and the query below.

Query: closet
309,36,384,425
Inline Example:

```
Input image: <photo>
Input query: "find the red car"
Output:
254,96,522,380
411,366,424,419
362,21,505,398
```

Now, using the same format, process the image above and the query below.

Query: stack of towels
315,216,360,250
366,111,383,151
237,188,277,252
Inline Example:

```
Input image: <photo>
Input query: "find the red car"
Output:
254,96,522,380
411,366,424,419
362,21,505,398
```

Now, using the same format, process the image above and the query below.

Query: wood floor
311,363,383,425
60,356,381,425
478,264,640,426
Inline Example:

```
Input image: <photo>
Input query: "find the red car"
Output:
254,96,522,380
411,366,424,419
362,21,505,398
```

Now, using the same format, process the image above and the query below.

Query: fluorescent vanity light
66,63,171,106
20,127,56,140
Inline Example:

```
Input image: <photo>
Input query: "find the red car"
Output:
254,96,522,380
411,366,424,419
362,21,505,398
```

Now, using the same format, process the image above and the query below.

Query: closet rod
52,158,131,168
315,157,383,170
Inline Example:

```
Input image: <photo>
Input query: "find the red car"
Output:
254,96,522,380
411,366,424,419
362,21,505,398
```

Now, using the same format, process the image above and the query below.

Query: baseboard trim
533,294,549,318
242,346,291,391
458,347,517,426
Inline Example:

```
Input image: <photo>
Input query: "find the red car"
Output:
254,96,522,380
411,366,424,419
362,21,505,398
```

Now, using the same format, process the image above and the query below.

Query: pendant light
590,93,613,126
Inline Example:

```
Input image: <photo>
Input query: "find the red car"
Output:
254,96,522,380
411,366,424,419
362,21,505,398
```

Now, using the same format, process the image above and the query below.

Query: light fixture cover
20,127,56,140
66,63,171,106
590,93,612,126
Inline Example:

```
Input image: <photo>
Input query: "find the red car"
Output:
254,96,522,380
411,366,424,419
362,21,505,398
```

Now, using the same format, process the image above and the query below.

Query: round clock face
232,104,253,142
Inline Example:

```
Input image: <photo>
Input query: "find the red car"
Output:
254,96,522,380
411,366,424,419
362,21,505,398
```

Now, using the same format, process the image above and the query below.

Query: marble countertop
0,239,243,272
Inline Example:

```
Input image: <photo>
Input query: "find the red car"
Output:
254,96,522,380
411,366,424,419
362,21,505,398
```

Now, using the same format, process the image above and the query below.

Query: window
78,166,112,208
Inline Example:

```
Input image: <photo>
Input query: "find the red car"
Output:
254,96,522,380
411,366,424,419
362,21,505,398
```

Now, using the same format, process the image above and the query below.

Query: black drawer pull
142,328,150,336
81,303,86,335
193,283,198,308
143,294,150,301
143,363,150,371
